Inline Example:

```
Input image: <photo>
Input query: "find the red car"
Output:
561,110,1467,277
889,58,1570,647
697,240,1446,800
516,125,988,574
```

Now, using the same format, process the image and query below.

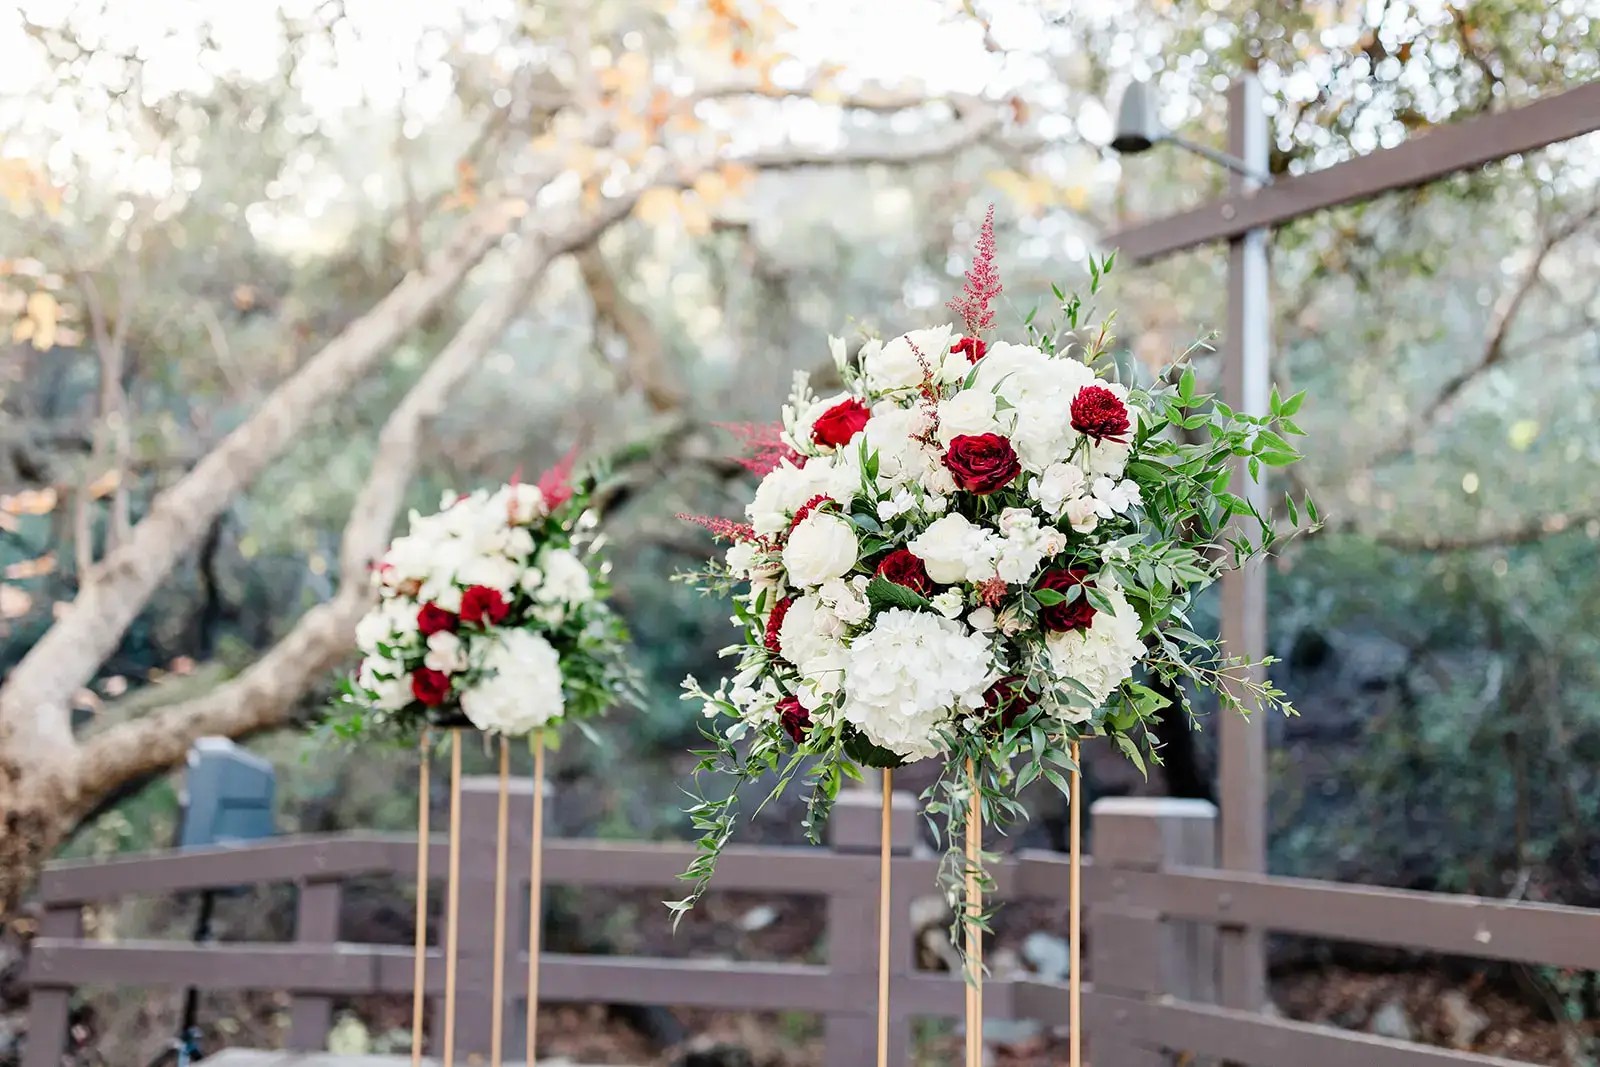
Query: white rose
783,513,859,587
864,325,956,392
424,631,468,674
778,594,843,666
936,388,1001,446
907,513,999,584
1065,497,1100,534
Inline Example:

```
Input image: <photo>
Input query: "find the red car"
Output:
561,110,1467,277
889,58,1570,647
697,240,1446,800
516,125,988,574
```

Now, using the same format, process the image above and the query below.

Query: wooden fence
25,784,1600,1066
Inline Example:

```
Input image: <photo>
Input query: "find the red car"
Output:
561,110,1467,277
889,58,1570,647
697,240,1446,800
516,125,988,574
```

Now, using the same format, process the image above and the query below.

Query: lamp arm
1167,134,1273,184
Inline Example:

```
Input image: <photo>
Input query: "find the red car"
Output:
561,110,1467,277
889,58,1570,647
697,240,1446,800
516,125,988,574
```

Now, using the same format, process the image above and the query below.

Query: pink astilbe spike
536,446,581,510
947,204,1002,335
716,421,802,477
677,513,762,544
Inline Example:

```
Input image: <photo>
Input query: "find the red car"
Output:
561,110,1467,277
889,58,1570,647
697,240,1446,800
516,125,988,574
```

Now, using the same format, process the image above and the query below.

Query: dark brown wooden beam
1105,80,1600,262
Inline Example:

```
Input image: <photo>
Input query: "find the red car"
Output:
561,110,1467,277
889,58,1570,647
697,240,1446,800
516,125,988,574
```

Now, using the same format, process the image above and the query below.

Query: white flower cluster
350,481,604,737
707,324,1154,760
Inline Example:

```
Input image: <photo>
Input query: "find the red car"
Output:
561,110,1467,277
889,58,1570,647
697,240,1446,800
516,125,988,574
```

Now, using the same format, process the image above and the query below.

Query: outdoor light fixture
1111,79,1273,184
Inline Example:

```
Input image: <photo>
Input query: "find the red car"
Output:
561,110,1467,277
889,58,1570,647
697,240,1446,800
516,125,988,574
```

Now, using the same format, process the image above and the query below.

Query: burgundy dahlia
410,668,452,707
1036,568,1097,633
1070,385,1131,443
459,585,510,627
417,602,458,636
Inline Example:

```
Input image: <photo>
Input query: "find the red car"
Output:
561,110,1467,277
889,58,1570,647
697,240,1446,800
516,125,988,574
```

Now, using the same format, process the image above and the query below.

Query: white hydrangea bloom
460,630,566,736
840,609,994,760
537,548,594,604
1042,583,1145,721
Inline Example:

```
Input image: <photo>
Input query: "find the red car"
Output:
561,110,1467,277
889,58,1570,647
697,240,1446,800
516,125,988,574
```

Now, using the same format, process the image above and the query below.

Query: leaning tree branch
0,196,527,755
73,191,644,799
576,247,686,413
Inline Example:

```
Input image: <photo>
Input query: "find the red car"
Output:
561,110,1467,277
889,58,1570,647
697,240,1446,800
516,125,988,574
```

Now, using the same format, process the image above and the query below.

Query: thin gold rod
410,730,431,1067
527,732,547,1067
965,757,983,1067
490,738,510,1066
1069,740,1083,1067
442,732,463,1067
876,767,893,1067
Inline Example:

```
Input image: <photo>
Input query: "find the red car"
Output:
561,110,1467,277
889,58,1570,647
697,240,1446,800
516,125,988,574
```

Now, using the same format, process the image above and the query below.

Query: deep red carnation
764,596,794,656
951,336,987,363
985,674,1033,729
410,668,452,707
875,548,933,596
811,397,871,448
1070,385,1131,443
944,433,1021,495
417,603,457,636
1036,568,1097,633
777,696,812,743
459,585,510,627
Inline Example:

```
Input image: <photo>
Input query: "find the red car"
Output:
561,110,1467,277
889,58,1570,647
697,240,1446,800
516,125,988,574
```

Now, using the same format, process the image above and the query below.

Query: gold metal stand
491,738,511,1065
410,731,432,1067
442,733,463,1067
876,768,892,1067
1069,740,1083,1067
527,731,548,1066
964,758,984,1067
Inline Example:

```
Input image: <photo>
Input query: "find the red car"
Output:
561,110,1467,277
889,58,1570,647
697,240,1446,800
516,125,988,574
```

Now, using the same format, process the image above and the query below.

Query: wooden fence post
827,785,916,1067
22,904,83,1067
287,879,342,1050
1087,797,1219,1067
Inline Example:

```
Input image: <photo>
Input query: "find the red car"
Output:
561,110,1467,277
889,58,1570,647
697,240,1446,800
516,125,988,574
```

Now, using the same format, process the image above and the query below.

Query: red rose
1036,568,1097,633
952,336,987,363
985,675,1033,729
875,548,933,596
811,398,871,448
417,603,458,636
943,433,1021,495
777,696,812,743
1070,384,1131,442
410,668,452,707
459,585,510,627
765,596,794,656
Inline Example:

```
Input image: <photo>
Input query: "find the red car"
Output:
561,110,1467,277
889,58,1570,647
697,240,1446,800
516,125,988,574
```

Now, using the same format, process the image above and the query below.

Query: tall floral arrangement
332,455,635,741
672,209,1313,940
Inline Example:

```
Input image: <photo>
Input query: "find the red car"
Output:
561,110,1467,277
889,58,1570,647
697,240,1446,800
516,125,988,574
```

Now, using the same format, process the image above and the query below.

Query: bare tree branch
576,247,685,413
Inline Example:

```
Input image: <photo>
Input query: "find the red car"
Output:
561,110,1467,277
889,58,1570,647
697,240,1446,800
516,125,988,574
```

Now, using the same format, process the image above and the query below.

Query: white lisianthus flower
931,590,965,619
424,631,469,674
818,575,871,626
968,606,997,632
537,548,594,604
460,630,565,735
908,513,1000,584
783,512,859,586
936,388,1001,446
840,609,994,760
1042,583,1145,721
1030,462,1088,519
995,535,1047,585
877,488,917,521
1091,476,1143,517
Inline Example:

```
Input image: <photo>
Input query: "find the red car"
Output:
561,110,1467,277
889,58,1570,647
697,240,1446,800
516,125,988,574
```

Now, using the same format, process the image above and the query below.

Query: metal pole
1217,72,1271,1011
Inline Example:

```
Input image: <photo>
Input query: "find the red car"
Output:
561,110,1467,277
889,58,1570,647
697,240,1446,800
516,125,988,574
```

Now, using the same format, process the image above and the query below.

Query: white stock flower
1042,583,1145,721
460,629,565,735
819,576,871,626
908,513,999,584
783,512,859,587
840,609,994,760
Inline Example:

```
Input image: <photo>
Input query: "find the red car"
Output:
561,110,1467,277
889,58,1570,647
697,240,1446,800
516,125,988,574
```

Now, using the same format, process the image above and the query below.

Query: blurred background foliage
3,0,1600,1059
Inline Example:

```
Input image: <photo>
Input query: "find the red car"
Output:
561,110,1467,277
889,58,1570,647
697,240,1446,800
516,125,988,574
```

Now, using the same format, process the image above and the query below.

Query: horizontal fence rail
26,787,1597,1067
